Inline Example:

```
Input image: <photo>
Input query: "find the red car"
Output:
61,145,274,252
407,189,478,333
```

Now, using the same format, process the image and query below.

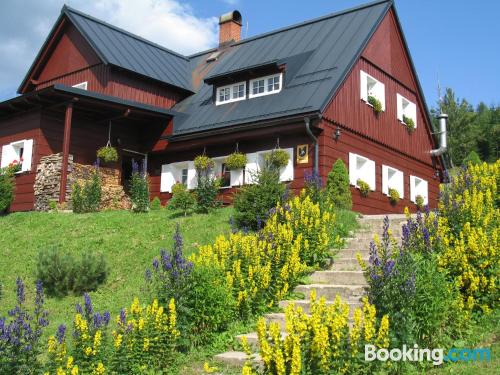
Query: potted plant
415,195,424,210
194,155,215,172
367,95,383,114
265,149,289,170
97,146,119,163
356,179,370,197
388,187,400,205
403,115,416,133
6,160,22,175
225,152,247,170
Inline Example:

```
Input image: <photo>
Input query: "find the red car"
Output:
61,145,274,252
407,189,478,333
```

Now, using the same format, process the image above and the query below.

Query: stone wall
34,153,131,211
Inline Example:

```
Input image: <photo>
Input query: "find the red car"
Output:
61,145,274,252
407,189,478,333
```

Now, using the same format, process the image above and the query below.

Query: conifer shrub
72,170,102,213
0,171,14,214
325,159,352,210
462,150,481,166
150,196,162,210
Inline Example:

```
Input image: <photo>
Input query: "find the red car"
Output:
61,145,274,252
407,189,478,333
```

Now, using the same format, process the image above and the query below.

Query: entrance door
121,151,145,191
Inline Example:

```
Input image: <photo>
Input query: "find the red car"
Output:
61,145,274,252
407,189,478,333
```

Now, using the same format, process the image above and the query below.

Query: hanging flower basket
368,95,383,114
356,179,370,197
194,155,215,171
225,153,247,170
265,149,289,169
97,146,119,163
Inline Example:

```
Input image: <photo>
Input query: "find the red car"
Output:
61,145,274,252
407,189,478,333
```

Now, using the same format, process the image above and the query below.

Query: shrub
388,187,400,205
233,168,285,230
72,169,101,213
169,183,196,216
150,196,162,210
37,247,107,297
96,146,118,163
264,149,289,170
415,194,424,209
0,278,49,374
356,179,370,197
403,114,416,132
225,152,247,170
368,95,382,114
194,173,220,213
304,169,323,205
129,160,149,212
242,293,390,375
0,172,14,213
462,150,481,166
326,159,352,210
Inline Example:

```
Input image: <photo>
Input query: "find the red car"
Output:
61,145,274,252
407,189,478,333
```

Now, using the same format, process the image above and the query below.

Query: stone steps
294,284,367,300
309,270,366,285
279,299,363,315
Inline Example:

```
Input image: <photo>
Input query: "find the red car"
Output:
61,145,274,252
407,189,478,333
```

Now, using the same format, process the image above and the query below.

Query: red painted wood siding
36,64,109,93
0,111,42,211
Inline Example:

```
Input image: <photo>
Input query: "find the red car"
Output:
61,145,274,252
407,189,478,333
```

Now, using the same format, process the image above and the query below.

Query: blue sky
0,0,498,108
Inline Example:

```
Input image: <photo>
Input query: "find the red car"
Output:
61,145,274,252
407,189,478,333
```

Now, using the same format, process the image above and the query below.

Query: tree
325,159,352,210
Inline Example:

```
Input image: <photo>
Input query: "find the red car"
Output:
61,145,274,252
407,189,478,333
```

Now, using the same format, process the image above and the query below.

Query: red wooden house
0,0,447,213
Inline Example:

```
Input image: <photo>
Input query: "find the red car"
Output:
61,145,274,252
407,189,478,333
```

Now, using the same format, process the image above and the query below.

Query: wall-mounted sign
297,144,309,164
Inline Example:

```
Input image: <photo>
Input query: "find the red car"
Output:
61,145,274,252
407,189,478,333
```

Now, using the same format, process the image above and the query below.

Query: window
216,81,246,105
72,82,88,90
0,139,33,172
160,161,195,192
382,165,404,198
255,148,294,182
397,94,417,127
349,153,376,190
181,168,188,186
360,70,385,111
221,163,231,188
410,176,428,205
249,73,282,98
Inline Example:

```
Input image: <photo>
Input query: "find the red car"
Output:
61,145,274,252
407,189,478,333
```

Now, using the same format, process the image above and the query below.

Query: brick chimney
219,11,242,46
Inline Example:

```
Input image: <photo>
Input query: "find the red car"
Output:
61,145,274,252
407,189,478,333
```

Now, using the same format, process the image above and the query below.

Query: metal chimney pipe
430,113,448,156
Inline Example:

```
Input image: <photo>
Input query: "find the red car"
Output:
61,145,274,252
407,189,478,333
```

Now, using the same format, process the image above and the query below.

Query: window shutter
0,144,14,168
366,159,376,190
396,94,403,121
230,169,244,186
279,148,294,182
377,81,386,111
382,165,389,195
245,152,259,184
187,161,197,189
21,139,33,172
160,164,175,193
360,71,368,101
421,179,428,205
348,152,357,186
410,102,417,128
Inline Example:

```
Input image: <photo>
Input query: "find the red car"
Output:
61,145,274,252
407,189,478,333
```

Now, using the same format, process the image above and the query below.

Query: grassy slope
0,208,233,335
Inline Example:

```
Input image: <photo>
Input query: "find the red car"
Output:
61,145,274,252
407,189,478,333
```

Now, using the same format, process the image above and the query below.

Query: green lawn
0,208,233,336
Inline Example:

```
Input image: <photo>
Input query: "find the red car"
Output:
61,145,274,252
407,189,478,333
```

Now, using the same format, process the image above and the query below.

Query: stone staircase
214,214,408,368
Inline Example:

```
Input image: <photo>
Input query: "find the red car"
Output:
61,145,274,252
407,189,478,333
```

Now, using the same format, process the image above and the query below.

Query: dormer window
216,81,246,105
72,82,88,90
397,94,417,128
249,73,282,98
360,71,385,111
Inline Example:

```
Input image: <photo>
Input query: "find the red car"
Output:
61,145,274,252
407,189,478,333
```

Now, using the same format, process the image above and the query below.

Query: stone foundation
34,153,131,211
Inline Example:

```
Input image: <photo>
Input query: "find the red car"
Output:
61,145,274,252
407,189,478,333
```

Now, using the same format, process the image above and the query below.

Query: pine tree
326,159,352,210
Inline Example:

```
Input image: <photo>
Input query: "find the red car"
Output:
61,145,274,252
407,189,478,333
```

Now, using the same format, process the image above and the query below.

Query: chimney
219,11,242,46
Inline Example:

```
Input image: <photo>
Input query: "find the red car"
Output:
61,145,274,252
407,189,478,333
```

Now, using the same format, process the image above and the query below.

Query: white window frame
72,82,88,90
216,81,246,105
410,175,428,205
397,93,417,127
349,152,376,191
249,73,283,99
382,165,404,198
160,161,196,193
0,139,33,172
360,70,385,111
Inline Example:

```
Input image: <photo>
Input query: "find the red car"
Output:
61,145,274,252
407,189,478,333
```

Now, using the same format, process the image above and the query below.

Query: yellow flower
203,361,218,373
66,356,74,369
92,362,105,375
114,334,123,349
143,338,150,352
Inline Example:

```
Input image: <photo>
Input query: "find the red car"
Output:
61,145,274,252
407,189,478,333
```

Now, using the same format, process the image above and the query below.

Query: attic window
360,71,385,111
249,73,282,98
216,81,246,105
207,51,222,63
397,94,417,127
72,82,88,90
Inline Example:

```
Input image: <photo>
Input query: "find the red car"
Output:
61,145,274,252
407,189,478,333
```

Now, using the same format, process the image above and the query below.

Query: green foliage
368,95,382,114
0,172,14,214
403,114,416,132
169,183,196,216
195,175,221,213
415,195,424,209
225,153,247,170
130,172,150,212
326,159,352,210
388,187,400,205
193,155,215,172
264,149,289,170
96,146,118,163
48,200,57,211
356,179,370,197
72,171,102,213
150,196,162,210
233,167,285,230
462,150,482,166
36,247,107,297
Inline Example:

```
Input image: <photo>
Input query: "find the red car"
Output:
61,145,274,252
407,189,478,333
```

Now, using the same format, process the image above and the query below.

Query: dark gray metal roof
172,0,392,136
62,6,192,92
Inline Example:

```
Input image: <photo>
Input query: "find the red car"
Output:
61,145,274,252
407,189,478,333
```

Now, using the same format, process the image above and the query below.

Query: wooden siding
36,64,109,92
318,120,439,214
0,111,42,211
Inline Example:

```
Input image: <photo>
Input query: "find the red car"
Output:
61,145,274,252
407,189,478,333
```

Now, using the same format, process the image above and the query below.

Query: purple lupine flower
229,216,237,233
144,269,152,282
383,259,395,276
401,224,410,249
34,280,44,316
16,278,25,305
131,159,139,174
152,258,159,270
422,227,430,248
119,309,126,325
56,324,66,344
84,293,93,317
382,216,390,245
256,215,262,230
75,303,83,315
368,241,380,267
304,169,323,189
93,313,103,329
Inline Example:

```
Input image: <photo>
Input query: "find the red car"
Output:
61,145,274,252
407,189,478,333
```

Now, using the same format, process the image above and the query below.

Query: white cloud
0,0,219,99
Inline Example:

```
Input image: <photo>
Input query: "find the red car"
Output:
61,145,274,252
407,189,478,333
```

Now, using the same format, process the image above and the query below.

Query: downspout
430,113,448,156
304,116,319,175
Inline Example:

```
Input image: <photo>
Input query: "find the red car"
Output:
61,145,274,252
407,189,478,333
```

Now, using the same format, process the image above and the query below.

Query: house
0,0,446,213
